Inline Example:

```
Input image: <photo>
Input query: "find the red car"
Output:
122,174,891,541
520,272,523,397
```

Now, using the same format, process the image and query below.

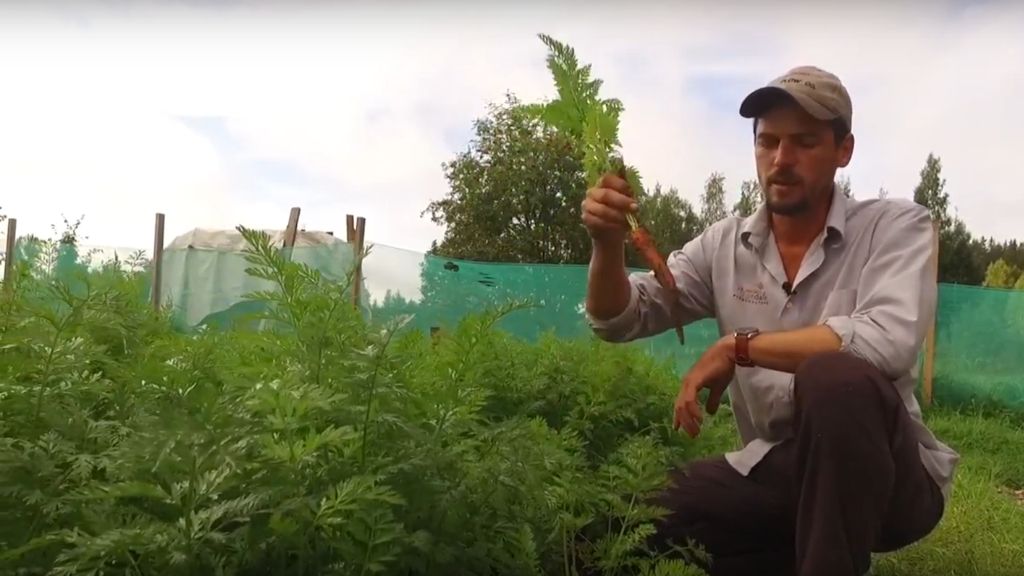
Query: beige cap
740,66,852,131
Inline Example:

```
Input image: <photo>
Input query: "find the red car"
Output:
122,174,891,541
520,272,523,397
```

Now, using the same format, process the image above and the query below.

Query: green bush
0,227,707,575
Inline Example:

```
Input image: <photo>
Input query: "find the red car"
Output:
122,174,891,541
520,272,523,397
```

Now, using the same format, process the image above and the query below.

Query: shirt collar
740,182,847,250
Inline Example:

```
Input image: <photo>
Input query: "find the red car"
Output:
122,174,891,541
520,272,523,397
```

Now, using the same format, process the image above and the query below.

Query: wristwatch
733,327,760,367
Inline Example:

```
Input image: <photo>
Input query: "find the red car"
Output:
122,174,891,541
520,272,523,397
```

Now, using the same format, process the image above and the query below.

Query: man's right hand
581,172,638,245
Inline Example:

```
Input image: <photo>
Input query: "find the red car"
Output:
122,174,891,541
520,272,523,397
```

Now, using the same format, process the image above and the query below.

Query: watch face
737,327,759,337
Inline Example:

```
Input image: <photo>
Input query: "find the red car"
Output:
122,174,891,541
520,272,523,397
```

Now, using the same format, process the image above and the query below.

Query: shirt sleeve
823,201,937,380
587,224,719,343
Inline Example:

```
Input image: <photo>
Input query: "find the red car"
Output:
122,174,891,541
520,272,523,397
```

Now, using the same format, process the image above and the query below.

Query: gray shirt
587,186,960,500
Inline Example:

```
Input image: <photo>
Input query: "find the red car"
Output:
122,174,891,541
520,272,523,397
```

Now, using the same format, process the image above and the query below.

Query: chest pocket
820,288,858,320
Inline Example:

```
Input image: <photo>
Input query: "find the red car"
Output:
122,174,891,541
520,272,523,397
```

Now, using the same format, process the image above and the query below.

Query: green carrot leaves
529,33,643,198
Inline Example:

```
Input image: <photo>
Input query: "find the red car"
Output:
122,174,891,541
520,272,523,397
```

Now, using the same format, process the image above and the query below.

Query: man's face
754,102,854,216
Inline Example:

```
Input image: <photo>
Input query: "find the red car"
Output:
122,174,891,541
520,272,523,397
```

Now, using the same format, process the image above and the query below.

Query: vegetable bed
0,229,709,575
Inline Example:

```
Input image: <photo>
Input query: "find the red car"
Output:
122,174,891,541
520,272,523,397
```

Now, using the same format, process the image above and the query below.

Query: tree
911,153,983,284
732,179,761,217
878,187,889,199
913,153,952,231
638,183,702,263
836,173,853,198
984,258,1022,289
423,91,700,268
699,172,728,228
423,92,591,264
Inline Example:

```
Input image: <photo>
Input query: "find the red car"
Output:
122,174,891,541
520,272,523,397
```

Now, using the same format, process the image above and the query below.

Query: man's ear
837,133,855,168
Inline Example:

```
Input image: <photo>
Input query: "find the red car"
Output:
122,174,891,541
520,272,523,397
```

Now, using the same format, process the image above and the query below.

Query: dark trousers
646,352,945,576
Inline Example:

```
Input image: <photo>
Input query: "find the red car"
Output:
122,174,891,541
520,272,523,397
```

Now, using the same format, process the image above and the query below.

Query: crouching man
581,66,959,576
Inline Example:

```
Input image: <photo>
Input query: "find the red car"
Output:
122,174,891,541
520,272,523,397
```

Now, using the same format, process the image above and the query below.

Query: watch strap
734,327,759,367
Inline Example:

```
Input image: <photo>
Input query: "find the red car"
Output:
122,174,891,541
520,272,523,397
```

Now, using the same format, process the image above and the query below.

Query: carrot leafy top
525,34,645,204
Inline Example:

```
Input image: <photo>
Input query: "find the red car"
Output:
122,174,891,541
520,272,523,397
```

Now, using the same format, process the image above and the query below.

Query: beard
763,170,813,216
766,194,811,216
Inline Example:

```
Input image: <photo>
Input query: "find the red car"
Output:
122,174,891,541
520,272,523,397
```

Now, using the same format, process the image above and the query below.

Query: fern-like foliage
528,33,645,199
0,215,713,574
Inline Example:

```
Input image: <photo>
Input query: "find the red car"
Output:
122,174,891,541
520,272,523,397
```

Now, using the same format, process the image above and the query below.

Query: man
581,66,960,576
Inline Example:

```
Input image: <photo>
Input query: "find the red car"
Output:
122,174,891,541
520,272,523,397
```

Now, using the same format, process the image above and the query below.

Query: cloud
0,107,232,252
0,0,1022,267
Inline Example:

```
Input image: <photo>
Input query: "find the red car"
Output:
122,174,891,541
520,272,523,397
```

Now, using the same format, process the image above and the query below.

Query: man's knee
648,457,730,521
794,351,887,417
646,455,792,558
646,458,740,550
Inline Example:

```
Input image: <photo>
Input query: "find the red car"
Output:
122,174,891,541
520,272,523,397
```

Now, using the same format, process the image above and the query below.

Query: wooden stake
346,214,355,243
922,218,940,407
3,218,16,289
283,207,301,248
151,213,165,310
352,216,366,308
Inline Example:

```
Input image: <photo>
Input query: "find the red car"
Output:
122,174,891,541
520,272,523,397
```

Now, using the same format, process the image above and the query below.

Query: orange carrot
630,227,686,345
614,166,685,344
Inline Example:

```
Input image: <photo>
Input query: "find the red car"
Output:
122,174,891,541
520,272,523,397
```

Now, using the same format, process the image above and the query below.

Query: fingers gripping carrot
614,165,686,345
633,228,686,345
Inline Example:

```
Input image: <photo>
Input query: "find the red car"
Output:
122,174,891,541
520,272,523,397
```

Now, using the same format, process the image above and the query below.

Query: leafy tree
984,258,1022,289
423,92,591,265
640,183,702,259
914,153,952,231
979,238,1024,275
912,153,983,284
878,187,889,199
732,179,761,217
414,34,706,344
423,87,699,269
1015,273,1024,291
940,215,983,285
699,172,728,228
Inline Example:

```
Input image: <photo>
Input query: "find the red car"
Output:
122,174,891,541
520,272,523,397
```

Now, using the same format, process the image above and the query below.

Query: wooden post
3,218,16,288
346,214,355,243
283,207,301,249
922,219,940,407
151,213,165,310
352,216,366,308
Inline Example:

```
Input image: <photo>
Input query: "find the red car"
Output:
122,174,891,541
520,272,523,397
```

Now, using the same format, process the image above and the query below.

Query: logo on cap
779,77,817,90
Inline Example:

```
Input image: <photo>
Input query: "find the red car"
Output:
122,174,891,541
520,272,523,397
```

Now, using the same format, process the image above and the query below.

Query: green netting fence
4,230,1023,412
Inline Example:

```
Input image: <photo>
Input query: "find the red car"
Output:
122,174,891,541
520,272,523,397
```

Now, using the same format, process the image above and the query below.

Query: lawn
689,403,1024,576
872,406,1024,575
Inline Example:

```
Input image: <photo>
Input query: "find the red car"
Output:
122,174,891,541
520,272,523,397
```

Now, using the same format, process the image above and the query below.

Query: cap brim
739,86,795,118
739,85,839,123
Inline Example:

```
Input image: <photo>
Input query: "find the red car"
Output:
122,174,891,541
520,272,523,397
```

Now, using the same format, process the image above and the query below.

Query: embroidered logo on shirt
732,282,769,305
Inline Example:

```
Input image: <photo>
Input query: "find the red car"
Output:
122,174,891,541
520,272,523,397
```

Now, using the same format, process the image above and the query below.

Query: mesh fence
5,232,1023,411
931,283,1024,409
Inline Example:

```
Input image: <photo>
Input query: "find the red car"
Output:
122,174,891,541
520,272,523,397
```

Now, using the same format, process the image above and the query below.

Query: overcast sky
1,0,1022,261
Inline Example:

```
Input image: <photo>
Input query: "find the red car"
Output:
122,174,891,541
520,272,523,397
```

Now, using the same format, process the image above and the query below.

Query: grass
873,405,1024,575
690,403,1024,575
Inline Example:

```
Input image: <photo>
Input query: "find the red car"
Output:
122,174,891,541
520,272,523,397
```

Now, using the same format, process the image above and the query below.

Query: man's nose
773,140,798,167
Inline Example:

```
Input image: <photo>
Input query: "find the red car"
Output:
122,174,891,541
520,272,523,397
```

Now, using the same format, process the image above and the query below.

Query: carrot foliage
0,228,707,574
528,34,687,345
525,34,645,204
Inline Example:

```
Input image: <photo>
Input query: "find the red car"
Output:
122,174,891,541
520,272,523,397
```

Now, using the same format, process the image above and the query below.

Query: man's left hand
674,336,736,438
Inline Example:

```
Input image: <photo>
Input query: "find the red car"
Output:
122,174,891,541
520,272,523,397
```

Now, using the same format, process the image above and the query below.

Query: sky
1,0,1023,265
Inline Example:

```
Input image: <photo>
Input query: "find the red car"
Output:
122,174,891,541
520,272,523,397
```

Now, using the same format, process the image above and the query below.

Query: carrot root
612,167,685,345
629,227,685,345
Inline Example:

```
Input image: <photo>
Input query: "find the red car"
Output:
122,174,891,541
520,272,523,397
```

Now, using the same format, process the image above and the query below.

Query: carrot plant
0,226,706,574
527,34,687,345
